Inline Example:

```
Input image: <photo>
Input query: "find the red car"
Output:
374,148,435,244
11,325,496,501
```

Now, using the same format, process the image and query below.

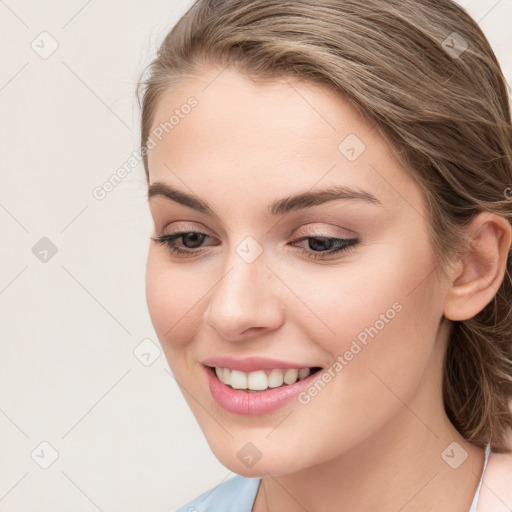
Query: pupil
183,232,204,248
309,237,332,251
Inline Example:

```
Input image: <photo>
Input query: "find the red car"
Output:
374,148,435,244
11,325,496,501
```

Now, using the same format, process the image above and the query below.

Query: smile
213,366,321,392
201,358,323,415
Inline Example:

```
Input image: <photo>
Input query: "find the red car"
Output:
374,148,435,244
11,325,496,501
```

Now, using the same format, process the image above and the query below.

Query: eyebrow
147,181,381,216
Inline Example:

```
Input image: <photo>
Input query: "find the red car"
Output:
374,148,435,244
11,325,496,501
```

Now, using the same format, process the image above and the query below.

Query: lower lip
204,365,320,416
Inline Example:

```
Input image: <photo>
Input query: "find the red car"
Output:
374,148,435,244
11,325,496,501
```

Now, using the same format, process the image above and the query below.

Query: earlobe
443,212,512,321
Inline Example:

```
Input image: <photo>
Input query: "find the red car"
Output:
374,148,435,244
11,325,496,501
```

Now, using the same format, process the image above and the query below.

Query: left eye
153,232,358,260
290,236,359,260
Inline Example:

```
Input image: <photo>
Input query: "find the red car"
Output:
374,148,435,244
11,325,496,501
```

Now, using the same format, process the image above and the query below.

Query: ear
443,212,512,321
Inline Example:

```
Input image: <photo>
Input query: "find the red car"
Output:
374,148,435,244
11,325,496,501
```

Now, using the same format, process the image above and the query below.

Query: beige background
1,0,511,510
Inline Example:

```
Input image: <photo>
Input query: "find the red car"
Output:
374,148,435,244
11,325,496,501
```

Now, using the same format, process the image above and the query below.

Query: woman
137,0,512,510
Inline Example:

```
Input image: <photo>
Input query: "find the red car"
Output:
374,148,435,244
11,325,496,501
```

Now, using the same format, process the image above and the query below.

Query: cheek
295,244,437,344
298,234,443,407
145,248,206,352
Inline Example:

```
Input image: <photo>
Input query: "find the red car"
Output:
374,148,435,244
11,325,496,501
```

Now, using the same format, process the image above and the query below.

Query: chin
221,457,297,479
209,439,311,478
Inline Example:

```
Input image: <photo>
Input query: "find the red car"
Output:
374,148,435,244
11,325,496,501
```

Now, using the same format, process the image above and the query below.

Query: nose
203,247,285,341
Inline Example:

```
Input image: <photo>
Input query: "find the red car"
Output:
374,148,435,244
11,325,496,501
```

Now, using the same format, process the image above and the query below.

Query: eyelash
153,231,358,260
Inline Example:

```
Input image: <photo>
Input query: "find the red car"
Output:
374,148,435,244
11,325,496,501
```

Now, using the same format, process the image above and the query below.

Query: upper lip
201,356,321,373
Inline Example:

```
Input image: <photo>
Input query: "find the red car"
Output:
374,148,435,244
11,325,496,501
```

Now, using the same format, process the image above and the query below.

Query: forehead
149,68,366,156
147,68,424,215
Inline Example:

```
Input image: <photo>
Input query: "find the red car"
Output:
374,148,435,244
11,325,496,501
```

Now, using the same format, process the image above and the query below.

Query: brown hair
137,0,512,452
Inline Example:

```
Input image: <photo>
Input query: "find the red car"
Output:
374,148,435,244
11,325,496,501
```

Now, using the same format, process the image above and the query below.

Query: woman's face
145,67,453,476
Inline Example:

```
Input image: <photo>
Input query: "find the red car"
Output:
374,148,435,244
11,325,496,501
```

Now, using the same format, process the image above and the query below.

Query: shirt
174,444,491,512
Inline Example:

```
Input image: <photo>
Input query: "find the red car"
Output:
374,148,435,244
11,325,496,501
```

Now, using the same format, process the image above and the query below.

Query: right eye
153,231,215,256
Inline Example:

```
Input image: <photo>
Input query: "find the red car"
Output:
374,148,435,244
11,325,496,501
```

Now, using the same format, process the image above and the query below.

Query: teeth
268,369,284,388
214,366,312,391
283,369,298,384
247,370,268,391
298,368,311,380
230,369,247,389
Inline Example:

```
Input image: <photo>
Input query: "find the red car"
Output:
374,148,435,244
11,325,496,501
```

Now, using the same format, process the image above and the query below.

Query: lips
201,356,323,415
201,356,322,372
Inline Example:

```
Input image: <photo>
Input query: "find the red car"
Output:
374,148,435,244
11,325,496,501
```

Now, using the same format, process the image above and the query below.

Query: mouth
205,365,323,393
202,361,324,416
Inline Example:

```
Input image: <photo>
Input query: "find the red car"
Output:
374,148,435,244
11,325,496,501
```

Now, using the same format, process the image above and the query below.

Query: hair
137,0,512,453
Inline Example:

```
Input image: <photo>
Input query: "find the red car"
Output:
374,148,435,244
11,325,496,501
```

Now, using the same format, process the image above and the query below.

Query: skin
145,67,511,511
